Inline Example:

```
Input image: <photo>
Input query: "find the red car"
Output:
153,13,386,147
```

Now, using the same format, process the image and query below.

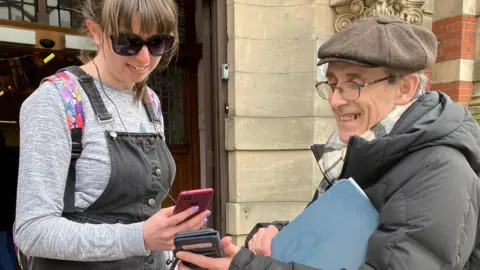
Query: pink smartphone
172,188,214,215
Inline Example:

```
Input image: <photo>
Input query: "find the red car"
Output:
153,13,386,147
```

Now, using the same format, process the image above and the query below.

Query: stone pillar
331,0,431,33
225,0,336,245
431,0,476,107
469,0,480,123
423,0,434,91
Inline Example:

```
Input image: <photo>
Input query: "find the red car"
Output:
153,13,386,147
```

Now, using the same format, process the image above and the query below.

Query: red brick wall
433,14,476,63
432,14,476,107
430,81,473,103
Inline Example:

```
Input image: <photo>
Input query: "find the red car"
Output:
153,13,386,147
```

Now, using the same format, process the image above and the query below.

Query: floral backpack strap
146,88,165,138
44,71,85,131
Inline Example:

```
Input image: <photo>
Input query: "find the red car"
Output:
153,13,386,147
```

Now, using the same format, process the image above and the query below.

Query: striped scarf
316,100,416,194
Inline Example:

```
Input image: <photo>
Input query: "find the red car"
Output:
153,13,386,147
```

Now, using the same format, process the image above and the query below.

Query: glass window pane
59,0,71,8
59,9,70,27
45,0,80,28
1,0,37,22
10,7,22,21
47,0,58,6
0,7,8,20
48,8,59,26
71,10,82,28
23,4,35,22
148,65,186,145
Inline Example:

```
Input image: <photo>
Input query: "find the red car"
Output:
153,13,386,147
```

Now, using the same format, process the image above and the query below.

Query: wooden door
148,61,201,208
147,0,202,207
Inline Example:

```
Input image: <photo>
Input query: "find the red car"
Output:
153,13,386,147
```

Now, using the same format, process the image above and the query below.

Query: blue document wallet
271,178,379,270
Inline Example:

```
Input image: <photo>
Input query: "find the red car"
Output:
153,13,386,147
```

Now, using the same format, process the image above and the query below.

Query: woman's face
91,13,163,89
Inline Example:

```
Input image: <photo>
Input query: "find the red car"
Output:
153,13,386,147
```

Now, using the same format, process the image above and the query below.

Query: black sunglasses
110,33,174,56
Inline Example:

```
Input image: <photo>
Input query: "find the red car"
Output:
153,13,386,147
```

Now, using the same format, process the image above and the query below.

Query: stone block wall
225,0,337,245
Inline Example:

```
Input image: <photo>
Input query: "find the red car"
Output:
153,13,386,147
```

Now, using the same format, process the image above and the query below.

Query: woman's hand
177,236,240,270
248,225,279,256
143,206,210,251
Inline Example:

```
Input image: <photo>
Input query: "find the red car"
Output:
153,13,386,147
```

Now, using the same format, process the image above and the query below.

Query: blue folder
271,178,379,270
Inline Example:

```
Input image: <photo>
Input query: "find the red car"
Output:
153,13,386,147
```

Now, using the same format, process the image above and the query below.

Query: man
177,16,480,269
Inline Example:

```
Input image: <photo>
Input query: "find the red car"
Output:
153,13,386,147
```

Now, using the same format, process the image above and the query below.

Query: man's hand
177,236,240,270
248,225,279,256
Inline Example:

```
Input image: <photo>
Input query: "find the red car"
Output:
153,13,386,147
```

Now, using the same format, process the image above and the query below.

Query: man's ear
395,73,419,105
85,19,102,46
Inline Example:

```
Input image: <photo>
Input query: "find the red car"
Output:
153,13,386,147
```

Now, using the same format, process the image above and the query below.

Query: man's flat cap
317,16,438,71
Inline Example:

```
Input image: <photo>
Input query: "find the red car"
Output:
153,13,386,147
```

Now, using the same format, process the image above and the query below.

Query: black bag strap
61,66,114,124
58,66,105,213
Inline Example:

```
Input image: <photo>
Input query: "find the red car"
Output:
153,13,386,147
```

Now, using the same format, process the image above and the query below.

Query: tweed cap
317,16,438,71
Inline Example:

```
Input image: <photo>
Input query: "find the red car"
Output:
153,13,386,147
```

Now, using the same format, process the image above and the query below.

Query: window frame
0,0,83,28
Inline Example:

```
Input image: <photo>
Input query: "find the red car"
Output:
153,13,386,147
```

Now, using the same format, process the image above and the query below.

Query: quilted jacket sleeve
229,248,320,270
359,149,480,269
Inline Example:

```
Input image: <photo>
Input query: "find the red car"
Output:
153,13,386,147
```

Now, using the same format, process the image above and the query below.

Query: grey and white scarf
316,100,416,194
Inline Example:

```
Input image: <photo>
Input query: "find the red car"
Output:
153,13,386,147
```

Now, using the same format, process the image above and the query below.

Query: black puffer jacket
231,91,480,270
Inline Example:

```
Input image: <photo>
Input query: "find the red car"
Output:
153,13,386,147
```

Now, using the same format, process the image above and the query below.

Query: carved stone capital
333,0,427,32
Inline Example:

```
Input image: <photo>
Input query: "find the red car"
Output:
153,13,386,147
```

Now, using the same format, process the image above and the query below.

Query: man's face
326,62,401,143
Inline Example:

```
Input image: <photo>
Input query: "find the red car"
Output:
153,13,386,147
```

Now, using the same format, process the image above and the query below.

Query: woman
14,0,209,269
176,16,480,270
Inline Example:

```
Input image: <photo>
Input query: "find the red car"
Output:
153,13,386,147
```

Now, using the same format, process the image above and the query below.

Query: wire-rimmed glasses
315,76,392,101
